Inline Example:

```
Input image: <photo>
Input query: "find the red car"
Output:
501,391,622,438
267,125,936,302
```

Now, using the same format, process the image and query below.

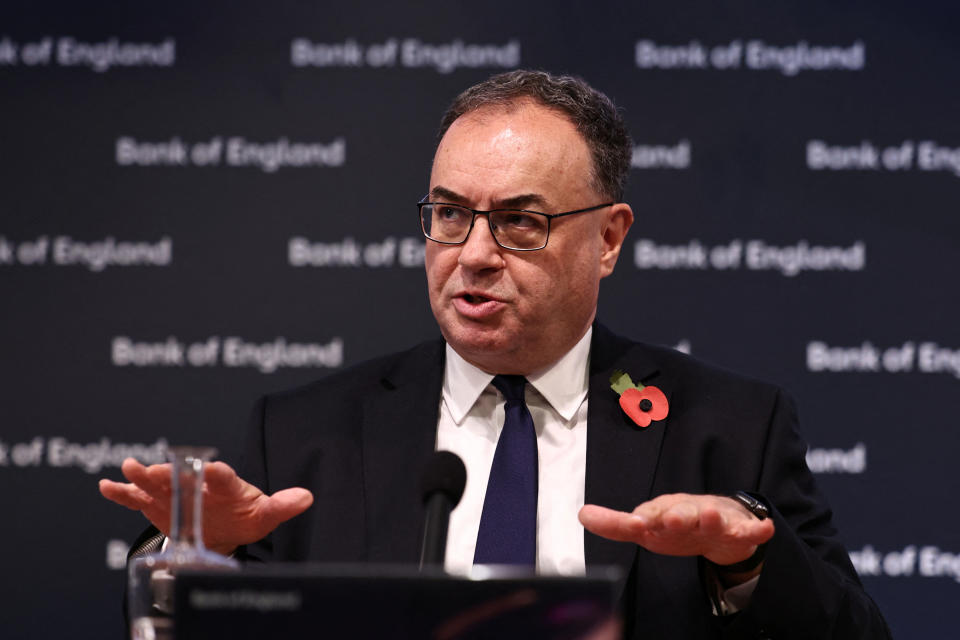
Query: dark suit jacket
227,324,889,639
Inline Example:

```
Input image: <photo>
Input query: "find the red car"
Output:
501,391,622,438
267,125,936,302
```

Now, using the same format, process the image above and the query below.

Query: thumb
263,488,314,525
746,518,776,545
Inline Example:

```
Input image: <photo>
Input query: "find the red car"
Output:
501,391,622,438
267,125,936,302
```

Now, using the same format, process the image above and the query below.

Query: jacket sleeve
721,389,892,640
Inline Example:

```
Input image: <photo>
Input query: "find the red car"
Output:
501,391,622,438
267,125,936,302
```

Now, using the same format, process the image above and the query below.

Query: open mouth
453,292,503,318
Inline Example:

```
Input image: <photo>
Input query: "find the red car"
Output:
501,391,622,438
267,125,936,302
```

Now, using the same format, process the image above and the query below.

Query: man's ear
598,203,634,278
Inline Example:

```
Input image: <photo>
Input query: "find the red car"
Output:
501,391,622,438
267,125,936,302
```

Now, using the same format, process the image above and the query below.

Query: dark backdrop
2,1,958,637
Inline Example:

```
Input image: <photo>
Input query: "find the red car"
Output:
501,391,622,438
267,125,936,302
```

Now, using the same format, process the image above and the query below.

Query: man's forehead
430,101,594,209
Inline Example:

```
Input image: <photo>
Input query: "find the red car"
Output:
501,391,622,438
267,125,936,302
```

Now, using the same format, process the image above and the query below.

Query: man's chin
442,325,520,371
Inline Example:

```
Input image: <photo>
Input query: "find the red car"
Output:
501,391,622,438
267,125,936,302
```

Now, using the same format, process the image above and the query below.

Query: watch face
734,491,769,520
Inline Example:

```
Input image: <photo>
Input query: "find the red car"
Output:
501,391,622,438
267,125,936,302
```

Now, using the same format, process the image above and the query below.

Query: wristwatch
714,491,769,573
730,490,769,520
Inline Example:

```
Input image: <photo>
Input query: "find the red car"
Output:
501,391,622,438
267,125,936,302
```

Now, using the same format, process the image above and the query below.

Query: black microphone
419,450,467,570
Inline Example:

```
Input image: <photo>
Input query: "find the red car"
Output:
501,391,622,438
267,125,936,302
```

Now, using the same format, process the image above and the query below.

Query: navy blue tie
473,375,538,566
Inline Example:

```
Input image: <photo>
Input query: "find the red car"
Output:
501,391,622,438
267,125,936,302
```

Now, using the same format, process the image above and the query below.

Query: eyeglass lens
421,204,548,250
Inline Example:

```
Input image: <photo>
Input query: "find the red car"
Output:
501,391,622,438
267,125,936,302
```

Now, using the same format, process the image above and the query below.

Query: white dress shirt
436,328,592,576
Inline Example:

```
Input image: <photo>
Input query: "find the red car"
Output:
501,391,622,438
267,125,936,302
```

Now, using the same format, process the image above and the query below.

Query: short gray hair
438,70,632,201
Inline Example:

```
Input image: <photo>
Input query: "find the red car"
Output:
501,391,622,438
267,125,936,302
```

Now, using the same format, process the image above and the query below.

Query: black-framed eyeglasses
418,200,613,251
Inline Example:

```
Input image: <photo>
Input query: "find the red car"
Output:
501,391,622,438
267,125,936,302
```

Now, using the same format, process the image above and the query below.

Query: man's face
425,101,632,375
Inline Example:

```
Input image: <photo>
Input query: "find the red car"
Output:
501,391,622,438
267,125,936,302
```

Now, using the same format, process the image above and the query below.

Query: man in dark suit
101,70,890,638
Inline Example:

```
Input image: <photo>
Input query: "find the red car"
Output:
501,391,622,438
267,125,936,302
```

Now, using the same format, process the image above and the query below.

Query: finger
631,499,666,529
120,457,146,482
144,463,175,490
579,504,648,543
99,479,154,511
121,458,170,495
262,488,314,525
661,501,700,532
698,505,727,537
202,461,240,492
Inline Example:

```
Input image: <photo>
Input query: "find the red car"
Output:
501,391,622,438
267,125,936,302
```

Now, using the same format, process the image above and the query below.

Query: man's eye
439,206,466,221
503,212,540,228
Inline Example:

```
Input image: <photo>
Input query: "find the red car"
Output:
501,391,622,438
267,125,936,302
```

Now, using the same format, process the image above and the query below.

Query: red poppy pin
609,370,669,428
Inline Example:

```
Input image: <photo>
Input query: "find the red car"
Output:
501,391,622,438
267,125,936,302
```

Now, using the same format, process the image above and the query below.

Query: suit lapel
584,324,675,591
361,340,446,563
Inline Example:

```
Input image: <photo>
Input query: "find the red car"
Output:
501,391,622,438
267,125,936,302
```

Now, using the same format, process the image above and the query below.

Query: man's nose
458,215,504,271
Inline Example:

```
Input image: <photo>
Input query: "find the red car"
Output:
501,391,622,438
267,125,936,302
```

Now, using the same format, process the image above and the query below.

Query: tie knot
492,374,527,404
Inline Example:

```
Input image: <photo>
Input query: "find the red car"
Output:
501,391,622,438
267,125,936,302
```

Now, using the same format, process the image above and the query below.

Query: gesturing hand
579,493,775,570
99,457,314,556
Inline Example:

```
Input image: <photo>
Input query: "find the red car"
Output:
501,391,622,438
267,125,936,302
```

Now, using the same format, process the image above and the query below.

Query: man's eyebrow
496,193,550,210
429,186,464,203
429,187,550,211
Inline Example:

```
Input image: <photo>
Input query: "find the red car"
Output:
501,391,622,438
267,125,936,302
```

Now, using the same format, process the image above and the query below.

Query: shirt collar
442,327,592,424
